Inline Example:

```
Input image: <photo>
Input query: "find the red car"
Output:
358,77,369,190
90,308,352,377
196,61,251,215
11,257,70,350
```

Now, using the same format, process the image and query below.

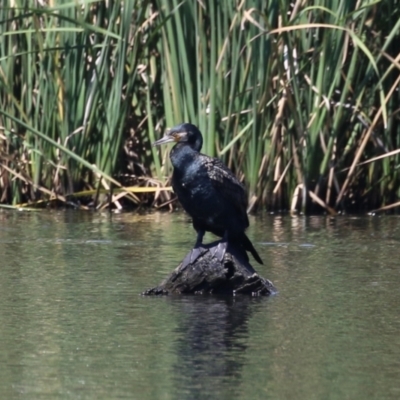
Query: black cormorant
153,123,263,265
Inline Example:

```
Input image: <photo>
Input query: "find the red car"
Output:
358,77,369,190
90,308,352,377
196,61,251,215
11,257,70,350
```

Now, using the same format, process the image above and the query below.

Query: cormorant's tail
241,233,263,265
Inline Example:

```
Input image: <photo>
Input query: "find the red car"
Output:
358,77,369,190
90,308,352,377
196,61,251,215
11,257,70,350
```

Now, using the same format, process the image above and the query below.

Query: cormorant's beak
152,129,188,147
152,135,176,147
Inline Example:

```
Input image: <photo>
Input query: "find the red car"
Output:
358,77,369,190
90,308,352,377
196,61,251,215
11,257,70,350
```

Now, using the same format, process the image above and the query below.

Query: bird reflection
169,295,266,399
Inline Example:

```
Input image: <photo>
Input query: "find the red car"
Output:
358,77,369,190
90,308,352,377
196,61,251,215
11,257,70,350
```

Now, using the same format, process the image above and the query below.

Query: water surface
0,211,399,399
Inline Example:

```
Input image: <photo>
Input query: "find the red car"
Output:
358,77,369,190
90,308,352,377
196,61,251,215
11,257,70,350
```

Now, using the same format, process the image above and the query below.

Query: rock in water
142,241,276,296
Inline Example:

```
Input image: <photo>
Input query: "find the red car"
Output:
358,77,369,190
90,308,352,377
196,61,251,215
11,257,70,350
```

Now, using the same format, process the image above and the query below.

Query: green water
0,210,399,399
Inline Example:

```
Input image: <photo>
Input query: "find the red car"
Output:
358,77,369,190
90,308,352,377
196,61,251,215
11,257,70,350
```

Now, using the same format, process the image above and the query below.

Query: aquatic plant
0,0,399,213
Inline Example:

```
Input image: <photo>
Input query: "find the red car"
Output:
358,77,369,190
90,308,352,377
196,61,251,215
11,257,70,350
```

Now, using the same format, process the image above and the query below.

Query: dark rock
142,241,276,296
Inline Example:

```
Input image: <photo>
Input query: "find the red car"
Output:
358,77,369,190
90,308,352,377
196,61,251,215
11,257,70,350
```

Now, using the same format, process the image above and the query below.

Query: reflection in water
170,296,267,400
1,211,400,399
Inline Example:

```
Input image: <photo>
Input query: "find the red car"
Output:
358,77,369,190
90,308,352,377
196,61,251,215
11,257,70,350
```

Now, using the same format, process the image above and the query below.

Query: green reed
153,0,400,213
0,0,151,207
0,0,399,213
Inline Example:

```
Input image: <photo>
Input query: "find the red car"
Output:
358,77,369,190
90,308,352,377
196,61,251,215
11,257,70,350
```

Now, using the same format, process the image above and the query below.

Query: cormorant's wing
199,154,248,214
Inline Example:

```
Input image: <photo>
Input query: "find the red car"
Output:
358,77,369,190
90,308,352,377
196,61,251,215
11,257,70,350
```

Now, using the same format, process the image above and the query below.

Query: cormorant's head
152,123,203,152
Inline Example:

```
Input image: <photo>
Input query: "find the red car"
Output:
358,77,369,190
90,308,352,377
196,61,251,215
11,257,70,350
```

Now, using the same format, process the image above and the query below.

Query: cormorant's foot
181,246,207,269
211,240,228,263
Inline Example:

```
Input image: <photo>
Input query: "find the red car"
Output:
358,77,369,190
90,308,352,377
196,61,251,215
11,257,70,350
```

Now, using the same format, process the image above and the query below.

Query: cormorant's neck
192,135,202,152
170,142,198,170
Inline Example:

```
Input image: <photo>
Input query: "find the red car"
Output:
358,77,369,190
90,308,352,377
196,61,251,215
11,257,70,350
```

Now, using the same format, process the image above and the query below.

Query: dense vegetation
0,0,399,214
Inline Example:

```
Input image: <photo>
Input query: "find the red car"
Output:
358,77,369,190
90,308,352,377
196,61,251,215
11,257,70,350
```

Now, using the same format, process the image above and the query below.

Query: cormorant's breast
170,143,249,236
